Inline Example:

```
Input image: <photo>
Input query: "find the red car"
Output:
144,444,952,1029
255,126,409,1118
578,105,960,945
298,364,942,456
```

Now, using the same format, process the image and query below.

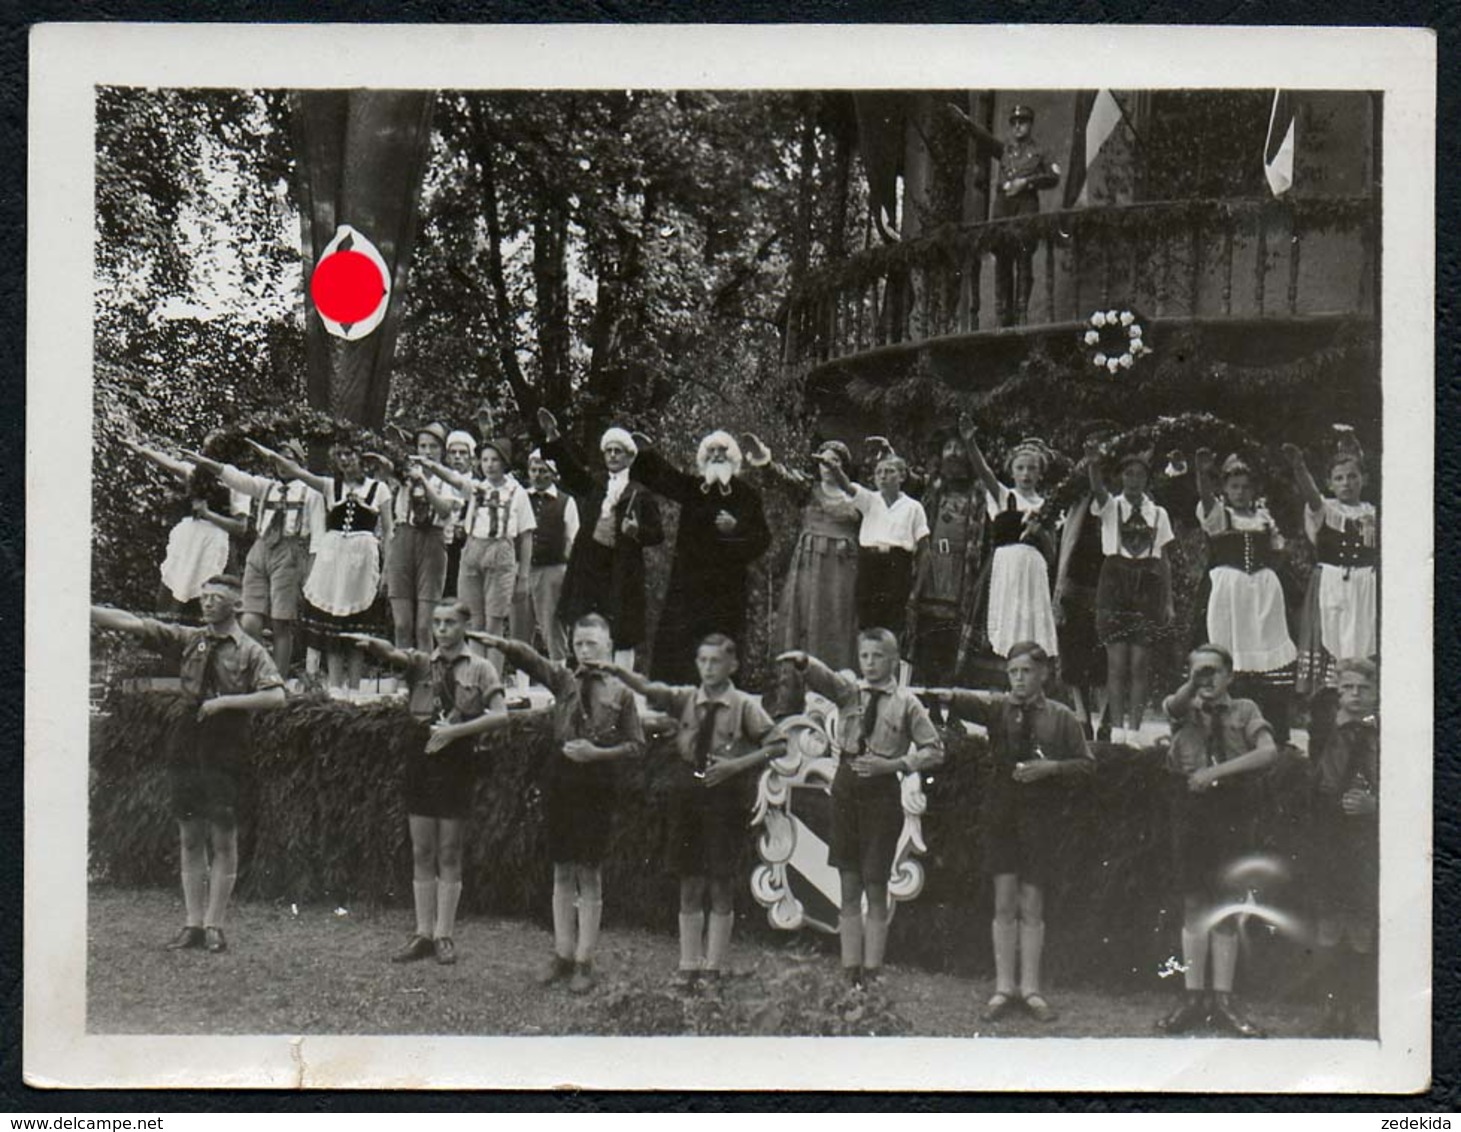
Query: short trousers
169,714,247,825
664,761,752,879
401,731,477,820
1096,555,1172,646
460,536,519,622
1169,777,1258,895
386,525,448,604
242,536,309,620
828,763,904,883
980,778,1064,886
542,755,616,866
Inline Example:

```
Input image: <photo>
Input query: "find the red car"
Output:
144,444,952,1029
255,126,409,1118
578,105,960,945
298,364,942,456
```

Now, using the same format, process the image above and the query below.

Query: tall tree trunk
533,201,572,412
291,90,435,427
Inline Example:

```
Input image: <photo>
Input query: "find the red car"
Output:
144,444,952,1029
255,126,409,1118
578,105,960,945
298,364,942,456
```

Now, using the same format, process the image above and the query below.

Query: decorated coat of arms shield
749,689,930,934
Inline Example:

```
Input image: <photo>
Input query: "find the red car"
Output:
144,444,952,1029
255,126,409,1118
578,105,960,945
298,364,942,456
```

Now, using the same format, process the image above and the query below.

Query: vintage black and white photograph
27,24,1433,1091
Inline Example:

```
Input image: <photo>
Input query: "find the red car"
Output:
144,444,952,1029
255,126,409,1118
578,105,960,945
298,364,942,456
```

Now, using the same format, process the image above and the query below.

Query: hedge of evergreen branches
91,690,1320,992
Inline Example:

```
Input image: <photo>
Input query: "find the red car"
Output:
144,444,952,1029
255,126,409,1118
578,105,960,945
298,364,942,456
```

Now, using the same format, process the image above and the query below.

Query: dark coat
542,437,663,651
632,447,771,682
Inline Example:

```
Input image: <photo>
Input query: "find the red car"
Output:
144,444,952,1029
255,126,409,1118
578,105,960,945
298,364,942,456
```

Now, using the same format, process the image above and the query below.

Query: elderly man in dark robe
630,429,772,682
536,409,663,669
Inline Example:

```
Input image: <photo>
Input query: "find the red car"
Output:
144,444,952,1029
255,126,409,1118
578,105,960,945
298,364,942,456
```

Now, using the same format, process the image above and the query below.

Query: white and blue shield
749,693,929,933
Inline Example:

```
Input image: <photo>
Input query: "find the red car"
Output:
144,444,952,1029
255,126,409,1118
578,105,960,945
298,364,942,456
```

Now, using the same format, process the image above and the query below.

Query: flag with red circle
309,224,391,340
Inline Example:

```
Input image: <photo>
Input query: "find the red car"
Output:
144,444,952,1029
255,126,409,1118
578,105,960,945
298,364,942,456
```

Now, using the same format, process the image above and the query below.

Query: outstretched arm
628,443,701,505
958,414,1003,501
1282,443,1325,512
124,439,194,484
246,439,331,496
414,455,475,494
91,606,150,635
468,631,557,690
337,632,413,670
1084,437,1110,507
1193,447,1220,515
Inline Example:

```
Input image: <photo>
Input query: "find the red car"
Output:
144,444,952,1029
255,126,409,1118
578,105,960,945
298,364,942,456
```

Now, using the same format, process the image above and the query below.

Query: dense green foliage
92,690,1320,991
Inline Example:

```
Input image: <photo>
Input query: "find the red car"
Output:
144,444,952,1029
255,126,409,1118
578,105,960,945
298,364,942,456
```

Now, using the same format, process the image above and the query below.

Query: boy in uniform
343,601,508,965
92,575,285,952
597,635,783,991
1158,644,1278,1038
470,616,644,993
1306,657,1380,1036
779,629,944,987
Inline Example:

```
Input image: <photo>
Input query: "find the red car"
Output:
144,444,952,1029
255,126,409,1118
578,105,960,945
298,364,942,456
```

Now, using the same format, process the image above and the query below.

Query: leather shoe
539,955,574,986
1156,993,1209,1034
391,934,434,964
204,927,228,954
982,992,1019,1023
166,926,205,951
1023,993,1058,1023
671,967,701,992
1210,993,1266,1038
434,937,457,965
568,961,596,995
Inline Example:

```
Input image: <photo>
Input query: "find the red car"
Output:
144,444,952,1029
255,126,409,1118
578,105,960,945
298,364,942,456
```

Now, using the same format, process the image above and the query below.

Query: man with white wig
536,409,663,667
630,428,771,682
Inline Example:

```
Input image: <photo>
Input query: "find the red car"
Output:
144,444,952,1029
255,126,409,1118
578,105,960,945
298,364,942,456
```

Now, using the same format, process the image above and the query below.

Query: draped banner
290,90,436,427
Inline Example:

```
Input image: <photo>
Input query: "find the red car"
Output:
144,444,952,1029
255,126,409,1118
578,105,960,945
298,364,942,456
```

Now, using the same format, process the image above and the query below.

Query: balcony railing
783,196,1377,369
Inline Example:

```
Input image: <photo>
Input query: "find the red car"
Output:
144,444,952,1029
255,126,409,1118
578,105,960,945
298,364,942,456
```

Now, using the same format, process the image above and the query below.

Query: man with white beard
630,429,771,683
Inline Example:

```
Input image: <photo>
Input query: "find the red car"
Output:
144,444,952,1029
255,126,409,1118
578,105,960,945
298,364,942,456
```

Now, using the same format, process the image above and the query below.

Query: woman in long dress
768,440,862,672
253,439,393,689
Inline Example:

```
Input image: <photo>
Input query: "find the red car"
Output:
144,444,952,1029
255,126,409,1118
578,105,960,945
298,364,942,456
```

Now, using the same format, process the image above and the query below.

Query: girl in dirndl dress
1283,436,1378,695
1194,449,1298,743
122,438,249,619
962,419,1059,663
254,439,393,689
1086,441,1175,746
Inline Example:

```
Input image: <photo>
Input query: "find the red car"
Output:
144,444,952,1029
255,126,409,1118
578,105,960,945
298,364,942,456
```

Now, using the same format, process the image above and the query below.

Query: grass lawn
88,884,1334,1039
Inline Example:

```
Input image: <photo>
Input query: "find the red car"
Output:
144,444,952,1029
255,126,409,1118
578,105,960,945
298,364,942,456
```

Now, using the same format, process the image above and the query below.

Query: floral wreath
1079,305,1152,375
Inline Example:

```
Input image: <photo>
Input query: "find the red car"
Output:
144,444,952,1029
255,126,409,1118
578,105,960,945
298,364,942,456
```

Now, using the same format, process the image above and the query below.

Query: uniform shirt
852,485,931,551
996,138,1060,200
400,647,503,724
1163,692,1274,775
464,475,537,541
948,690,1092,771
644,681,776,769
803,658,944,771
134,618,283,700
494,640,645,753
1093,493,1175,559
219,465,316,543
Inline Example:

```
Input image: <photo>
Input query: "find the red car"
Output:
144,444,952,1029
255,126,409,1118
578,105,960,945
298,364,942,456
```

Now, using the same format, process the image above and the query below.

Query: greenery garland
793,195,1376,303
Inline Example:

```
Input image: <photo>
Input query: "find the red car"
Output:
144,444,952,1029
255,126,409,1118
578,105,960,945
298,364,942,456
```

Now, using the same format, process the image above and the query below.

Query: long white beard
702,461,735,487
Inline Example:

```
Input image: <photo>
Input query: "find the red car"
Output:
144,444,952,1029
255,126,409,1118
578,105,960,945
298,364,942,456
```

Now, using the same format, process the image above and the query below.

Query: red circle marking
310,249,386,324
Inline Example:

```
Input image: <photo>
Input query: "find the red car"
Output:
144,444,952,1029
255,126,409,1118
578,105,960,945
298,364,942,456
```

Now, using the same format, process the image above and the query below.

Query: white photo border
26,21,1435,1092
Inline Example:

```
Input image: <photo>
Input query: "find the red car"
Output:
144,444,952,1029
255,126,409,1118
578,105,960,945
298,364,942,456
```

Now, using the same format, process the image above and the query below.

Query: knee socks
678,912,706,971
205,861,237,930
1210,929,1239,993
1181,927,1210,991
181,863,207,929
991,919,1019,994
434,881,463,941
575,899,602,964
863,914,888,971
838,912,864,971
413,880,438,938
705,912,734,972
551,881,577,960
1019,921,1045,998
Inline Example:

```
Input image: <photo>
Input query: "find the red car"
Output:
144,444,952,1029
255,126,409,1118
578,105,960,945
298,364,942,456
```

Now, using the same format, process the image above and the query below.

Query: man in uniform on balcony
993,105,1061,328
